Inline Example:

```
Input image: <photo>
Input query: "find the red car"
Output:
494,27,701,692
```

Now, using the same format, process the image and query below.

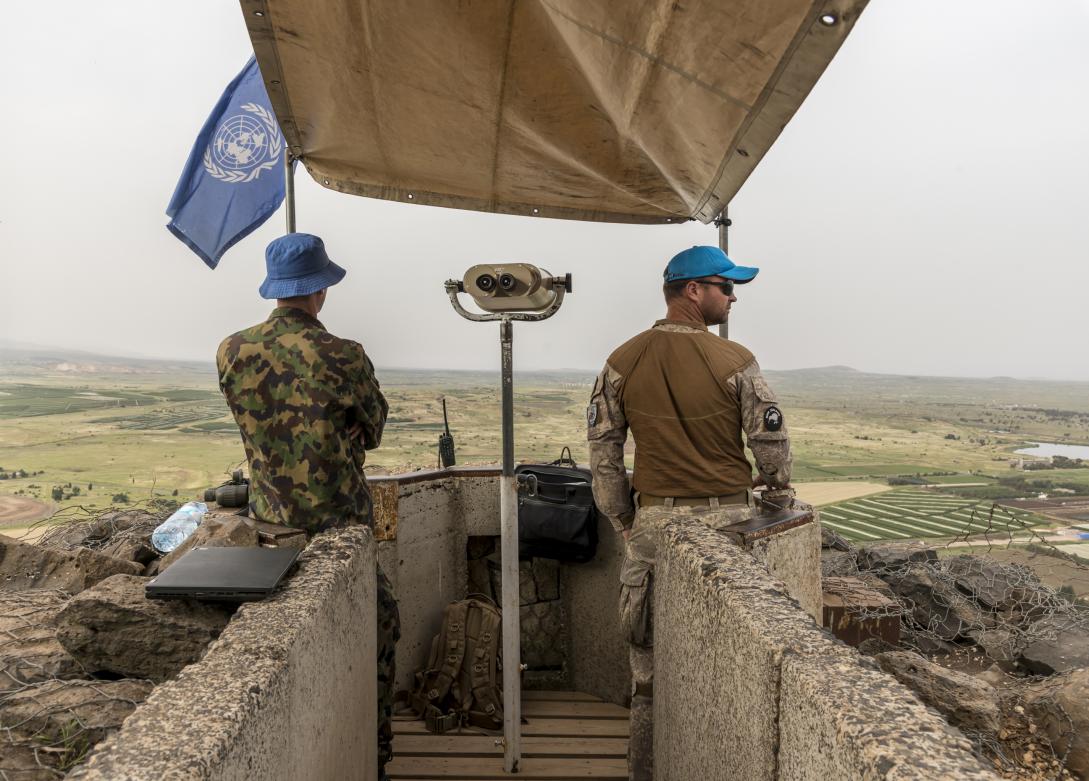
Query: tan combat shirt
587,319,791,531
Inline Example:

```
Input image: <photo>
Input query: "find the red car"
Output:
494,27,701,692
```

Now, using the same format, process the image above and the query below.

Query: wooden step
522,690,603,702
522,701,628,719
394,718,629,738
394,735,627,758
386,756,627,779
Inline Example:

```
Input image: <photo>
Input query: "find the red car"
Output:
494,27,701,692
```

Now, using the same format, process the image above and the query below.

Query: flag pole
715,207,730,339
284,152,296,233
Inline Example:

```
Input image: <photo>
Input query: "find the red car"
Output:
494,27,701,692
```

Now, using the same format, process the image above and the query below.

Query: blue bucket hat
663,246,759,284
259,233,346,299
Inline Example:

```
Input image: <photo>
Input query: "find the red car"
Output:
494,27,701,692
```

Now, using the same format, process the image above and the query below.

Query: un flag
166,56,290,269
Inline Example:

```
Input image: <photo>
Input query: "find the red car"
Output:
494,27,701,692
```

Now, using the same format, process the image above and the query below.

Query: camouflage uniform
587,320,792,781
217,306,401,774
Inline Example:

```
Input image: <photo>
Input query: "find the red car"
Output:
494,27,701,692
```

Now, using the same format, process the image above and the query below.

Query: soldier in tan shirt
587,245,792,781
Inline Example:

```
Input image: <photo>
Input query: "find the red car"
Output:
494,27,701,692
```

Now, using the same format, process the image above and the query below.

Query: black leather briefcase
515,448,599,563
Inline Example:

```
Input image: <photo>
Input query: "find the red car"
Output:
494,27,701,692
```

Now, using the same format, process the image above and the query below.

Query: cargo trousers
377,563,401,778
619,497,752,781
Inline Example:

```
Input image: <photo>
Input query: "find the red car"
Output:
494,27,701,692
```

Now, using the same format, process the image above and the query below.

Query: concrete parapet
72,527,377,781
779,653,994,779
654,521,838,781
653,520,998,781
747,516,822,623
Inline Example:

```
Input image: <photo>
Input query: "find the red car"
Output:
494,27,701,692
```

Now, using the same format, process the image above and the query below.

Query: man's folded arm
352,348,388,450
587,365,634,532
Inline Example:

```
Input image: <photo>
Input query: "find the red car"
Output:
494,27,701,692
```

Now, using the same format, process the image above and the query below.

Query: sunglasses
695,279,734,296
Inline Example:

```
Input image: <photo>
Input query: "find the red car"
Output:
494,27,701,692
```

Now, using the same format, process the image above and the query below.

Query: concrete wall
74,527,377,781
562,509,630,705
653,520,999,781
372,470,500,692
747,519,822,623
372,468,630,699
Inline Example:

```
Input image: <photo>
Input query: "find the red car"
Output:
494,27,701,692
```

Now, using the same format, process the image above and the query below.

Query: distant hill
763,365,1089,413
0,343,215,378
0,344,593,386
4,344,1088,414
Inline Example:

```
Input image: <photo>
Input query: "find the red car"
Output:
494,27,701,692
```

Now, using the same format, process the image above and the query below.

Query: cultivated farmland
820,489,1046,542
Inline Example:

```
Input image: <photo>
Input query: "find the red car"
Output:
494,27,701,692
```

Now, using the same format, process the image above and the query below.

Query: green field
2,349,1088,526
820,489,1045,542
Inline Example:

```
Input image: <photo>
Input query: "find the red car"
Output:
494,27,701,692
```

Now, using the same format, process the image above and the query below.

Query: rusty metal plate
371,481,400,541
721,507,813,543
822,576,901,646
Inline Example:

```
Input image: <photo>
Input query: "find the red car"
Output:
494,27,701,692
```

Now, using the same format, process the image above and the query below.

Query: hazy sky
2,1,1087,380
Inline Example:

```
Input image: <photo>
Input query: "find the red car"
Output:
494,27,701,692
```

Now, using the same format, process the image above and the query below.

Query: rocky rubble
55,575,234,682
0,534,143,592
37,510,160,553
875,650,1003,735
0,590,84,688
1017,614,1089,676
0,507,252,778
0,679,155,748
889,564,996,641
824,532,1089,778
1022,668,1089,778
0,679,155,780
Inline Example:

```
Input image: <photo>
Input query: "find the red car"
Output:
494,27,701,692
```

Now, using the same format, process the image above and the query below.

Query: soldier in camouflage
587,246,792,781
217,233,401,779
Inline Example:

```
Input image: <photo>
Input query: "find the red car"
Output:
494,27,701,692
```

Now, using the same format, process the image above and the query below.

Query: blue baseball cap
663,246,759,284
259,233,346,299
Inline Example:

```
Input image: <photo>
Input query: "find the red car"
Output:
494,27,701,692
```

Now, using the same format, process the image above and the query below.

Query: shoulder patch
763,406,783,432
587,402,598,427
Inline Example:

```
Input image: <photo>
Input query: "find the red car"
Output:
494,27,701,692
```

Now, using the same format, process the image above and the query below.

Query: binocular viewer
457,263,572,313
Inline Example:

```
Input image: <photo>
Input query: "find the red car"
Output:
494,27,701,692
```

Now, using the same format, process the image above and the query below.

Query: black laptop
145,546,300,602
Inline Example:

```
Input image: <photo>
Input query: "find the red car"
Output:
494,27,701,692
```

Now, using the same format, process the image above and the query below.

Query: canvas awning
242,0,867,224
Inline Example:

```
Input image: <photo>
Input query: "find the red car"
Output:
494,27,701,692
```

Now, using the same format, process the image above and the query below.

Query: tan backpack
410,596,503,733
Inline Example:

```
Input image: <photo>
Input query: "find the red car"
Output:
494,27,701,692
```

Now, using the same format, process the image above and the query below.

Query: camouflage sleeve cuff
759,487,796,510
610,510,635,534
750,438,792,489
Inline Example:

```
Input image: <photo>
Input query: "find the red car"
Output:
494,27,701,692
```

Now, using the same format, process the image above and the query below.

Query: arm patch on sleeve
763,406,783,432
587,402,598,426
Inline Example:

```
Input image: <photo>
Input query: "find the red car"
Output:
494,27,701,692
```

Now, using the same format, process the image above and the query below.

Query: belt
638,491,748,508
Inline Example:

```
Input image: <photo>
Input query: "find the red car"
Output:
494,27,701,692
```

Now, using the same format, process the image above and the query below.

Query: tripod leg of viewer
376,565,401,779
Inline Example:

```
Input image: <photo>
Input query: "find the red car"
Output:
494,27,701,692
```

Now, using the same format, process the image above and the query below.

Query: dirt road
0,496,54,526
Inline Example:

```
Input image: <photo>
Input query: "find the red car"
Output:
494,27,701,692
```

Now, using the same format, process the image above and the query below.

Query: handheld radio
438,397,456,467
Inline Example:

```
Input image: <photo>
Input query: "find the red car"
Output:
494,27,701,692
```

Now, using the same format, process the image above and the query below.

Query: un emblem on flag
202,103,283,184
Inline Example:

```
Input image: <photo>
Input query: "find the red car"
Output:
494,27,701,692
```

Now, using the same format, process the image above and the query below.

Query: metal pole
716,207,730,339
498,316,521,772
284,153,296,233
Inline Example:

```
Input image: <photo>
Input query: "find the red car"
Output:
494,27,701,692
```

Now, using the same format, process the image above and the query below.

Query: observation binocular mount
443,262,571,772
445,262,571,322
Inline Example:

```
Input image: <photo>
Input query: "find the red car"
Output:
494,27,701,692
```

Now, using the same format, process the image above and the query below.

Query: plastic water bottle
151,501,208,553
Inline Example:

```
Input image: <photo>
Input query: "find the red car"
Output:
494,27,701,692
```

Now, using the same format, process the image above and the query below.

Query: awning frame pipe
284,152,296,232
716,207,730,339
